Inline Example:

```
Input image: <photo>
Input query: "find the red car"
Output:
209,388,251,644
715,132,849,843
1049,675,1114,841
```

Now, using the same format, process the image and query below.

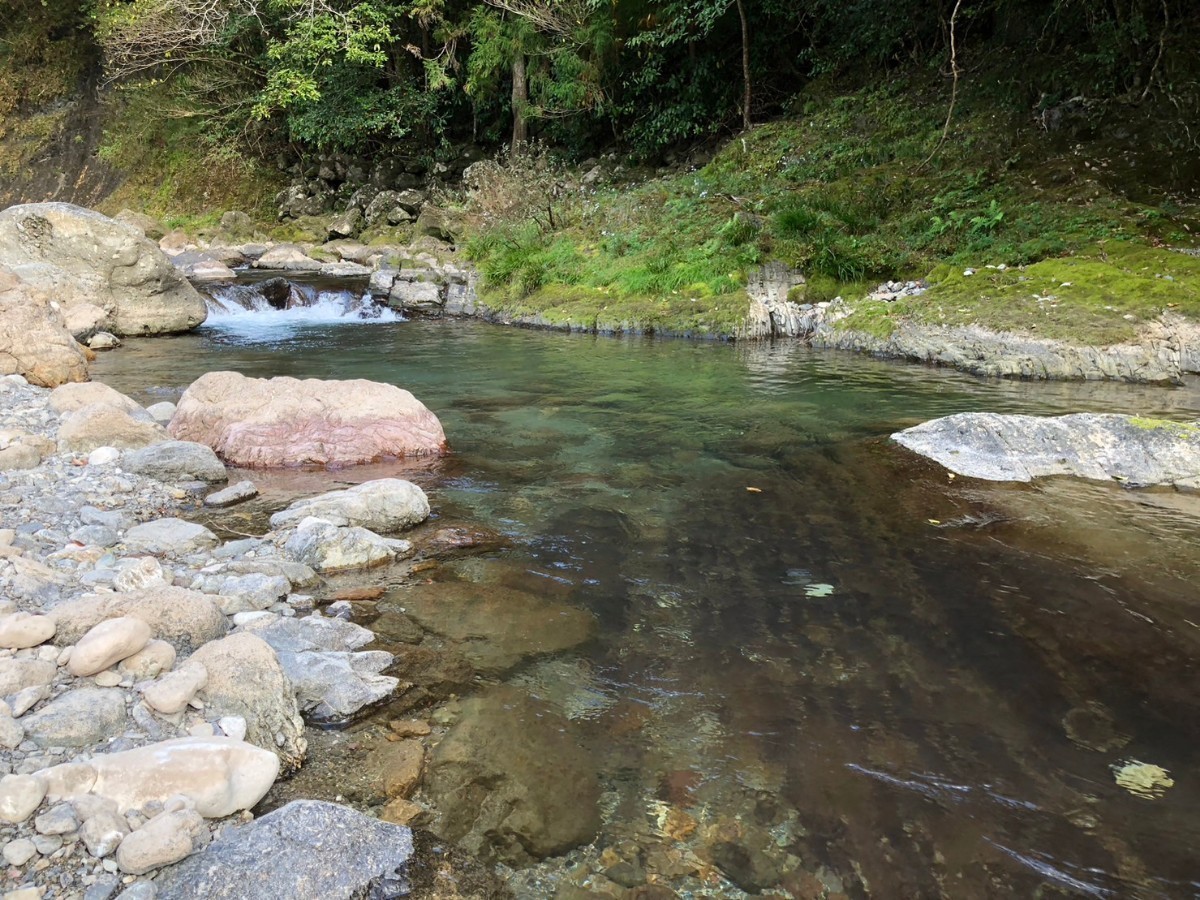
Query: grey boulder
242,615,398,720
269,478,429,533
893,412,1200,486
154,800,412,900
121,441,228,484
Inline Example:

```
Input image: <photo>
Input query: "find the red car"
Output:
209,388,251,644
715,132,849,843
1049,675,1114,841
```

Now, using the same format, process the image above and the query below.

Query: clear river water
92,287,1200,899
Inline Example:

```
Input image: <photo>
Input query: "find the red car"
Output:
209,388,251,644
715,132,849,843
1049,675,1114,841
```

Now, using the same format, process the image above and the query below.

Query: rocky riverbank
0,373,452,898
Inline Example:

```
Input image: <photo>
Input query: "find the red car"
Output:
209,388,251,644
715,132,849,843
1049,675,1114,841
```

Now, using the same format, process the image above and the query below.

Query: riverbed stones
0,266,89,387
69,616,153,676
0,427,55,471
0,612,56,649
168,371,447,467
188,634,307,769
154,800,414,900
80,736,280,817
426,685,601,864
892,413,1200,486
203,480,257,508
3,837,37,866
0,658,56,696
0,774,47,824
394,581,597,674
120,441,228,484
49,587,227,652
146,401,177,425
0,203,207,336
22,688,127,748
117,808,207,874
122,518,219,556
142,661,208,715
79,809,131,858
269,478,430,532
119,640,177,680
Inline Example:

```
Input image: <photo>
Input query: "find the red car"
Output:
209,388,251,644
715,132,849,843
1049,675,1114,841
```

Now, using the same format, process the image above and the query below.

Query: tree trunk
511,53,529,153
735,0,751,131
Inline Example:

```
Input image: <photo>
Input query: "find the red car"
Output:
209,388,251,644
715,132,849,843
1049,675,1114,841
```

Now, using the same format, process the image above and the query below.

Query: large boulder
0,203,207,335
425,685,601,864
57,404,167,453
0,265,89,386
893,413,1200,486
168,371,447,467
49,587,228,653
154,800,412,900
269,479,429,532
188,633,307,770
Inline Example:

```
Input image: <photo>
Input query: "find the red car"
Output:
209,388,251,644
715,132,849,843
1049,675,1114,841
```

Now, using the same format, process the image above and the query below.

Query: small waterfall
194,276,401,344
198,276,401,324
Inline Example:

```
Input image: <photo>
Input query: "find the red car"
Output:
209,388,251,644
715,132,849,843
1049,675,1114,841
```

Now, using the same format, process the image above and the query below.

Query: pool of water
93,311,1200,898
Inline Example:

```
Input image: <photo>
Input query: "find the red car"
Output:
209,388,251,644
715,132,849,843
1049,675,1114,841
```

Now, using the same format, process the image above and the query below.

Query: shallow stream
93,289,1200,898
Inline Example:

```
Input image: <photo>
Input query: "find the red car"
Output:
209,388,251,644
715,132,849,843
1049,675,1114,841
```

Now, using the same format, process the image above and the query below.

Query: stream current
93,280,1200,898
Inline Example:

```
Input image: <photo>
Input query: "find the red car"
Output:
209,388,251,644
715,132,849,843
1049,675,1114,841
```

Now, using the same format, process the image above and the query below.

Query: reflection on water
94,320,1200,897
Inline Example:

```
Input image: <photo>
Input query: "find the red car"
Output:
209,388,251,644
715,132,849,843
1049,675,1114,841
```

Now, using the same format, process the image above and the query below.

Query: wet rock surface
426,685,602,865
894,412,1200,485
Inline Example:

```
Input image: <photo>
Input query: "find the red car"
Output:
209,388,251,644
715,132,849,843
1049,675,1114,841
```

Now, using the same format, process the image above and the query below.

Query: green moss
835,300,898,339
854,242,1200,344
1128,417,1200,437
478,283,750,337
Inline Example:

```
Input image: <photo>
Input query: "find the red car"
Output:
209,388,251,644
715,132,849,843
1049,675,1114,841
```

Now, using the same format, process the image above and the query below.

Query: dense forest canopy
3,0,1198,163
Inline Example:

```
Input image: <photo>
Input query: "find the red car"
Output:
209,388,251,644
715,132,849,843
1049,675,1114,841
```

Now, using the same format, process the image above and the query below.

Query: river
92,283,1200,898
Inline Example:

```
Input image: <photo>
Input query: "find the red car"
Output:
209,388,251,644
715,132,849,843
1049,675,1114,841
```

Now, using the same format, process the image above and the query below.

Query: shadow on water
93,316,1200,897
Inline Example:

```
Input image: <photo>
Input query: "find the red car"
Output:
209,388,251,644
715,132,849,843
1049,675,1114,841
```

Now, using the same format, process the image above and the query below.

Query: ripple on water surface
93,318,1200,897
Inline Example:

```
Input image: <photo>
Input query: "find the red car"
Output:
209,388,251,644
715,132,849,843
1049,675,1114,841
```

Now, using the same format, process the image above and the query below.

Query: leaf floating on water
1111,759,1174,798
928,519,941,526
746,486,763,493
804,583,834,598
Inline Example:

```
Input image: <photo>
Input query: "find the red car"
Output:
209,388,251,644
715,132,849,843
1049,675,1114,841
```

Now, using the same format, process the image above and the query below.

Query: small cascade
194,274,400,340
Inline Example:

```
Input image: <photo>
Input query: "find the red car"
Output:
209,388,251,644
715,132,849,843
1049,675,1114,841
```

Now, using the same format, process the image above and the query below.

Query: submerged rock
154,800,413,900
426,685,601,864
168,371,448,467
394,581,596,674
892,413,1200,486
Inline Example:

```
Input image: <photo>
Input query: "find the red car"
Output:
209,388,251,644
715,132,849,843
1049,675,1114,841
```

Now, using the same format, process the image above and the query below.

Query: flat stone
893,413,1200,485
33,802,77,835
21,688,127,749
203,481,258,508
283,519,404,573
154,800,413,900
123,519,219,556
121,441,227,484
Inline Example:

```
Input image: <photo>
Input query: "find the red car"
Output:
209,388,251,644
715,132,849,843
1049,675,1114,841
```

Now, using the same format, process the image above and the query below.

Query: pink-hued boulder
168,371,448,468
